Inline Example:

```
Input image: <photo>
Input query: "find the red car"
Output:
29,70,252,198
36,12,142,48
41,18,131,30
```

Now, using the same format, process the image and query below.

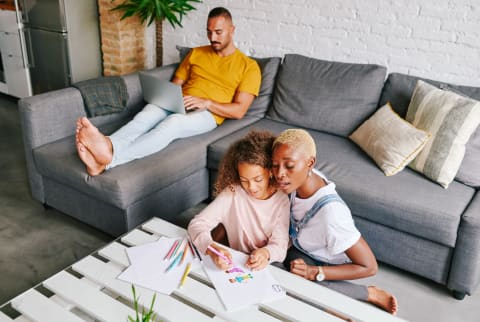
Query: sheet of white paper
117,236,194,295
202,248,286,311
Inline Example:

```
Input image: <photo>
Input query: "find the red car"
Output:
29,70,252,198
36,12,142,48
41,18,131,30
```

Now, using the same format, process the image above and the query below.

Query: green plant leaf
111,0,201,28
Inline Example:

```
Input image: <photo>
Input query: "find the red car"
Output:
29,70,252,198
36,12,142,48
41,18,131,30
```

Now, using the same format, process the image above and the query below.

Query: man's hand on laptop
183,95,211,112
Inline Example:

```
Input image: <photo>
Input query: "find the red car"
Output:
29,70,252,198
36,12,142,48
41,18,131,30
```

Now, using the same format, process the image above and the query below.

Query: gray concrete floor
0,93,479,321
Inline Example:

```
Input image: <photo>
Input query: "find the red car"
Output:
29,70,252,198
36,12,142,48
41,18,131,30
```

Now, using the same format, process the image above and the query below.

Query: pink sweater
188,185,290,263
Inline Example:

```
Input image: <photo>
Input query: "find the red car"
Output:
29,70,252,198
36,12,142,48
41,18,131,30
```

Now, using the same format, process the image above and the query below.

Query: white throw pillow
350,103,431,176
406,80,480,188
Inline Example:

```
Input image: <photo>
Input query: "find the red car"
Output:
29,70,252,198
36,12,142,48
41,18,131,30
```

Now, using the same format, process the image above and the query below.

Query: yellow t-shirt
174,46,261,125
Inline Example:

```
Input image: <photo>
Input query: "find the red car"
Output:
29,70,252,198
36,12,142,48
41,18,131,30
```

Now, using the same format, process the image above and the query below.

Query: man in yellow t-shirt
75,7,261,176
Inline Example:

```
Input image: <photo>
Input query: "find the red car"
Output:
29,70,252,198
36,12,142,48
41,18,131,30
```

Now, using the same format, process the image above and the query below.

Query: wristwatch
316,266,325,281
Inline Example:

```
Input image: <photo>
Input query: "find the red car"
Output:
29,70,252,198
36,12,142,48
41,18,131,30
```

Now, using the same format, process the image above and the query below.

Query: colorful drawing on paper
225,267,244,274
228,273,254,284
224,266,253,284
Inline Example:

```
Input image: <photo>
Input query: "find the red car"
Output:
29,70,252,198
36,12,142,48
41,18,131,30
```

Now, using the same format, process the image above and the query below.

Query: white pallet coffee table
0,217,407,322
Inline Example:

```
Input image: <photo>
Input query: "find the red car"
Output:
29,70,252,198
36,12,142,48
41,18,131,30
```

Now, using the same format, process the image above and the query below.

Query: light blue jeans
107,104,217,169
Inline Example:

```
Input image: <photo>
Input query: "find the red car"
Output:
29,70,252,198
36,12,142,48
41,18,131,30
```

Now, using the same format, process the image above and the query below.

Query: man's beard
211,41,225,52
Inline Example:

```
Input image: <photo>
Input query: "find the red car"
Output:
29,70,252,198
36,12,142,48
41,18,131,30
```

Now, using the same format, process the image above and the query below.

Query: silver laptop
139,72,186,114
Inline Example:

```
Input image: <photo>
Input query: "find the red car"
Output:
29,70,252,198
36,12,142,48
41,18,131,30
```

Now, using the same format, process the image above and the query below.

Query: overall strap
289,193,345,261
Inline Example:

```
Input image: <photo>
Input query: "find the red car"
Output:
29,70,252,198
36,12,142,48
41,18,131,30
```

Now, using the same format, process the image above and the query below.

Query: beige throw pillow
406,80,480,188
350,103,431,176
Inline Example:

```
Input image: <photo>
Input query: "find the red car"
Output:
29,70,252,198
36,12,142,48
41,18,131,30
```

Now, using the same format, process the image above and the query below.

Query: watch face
316,272,325,281
316,267,325,281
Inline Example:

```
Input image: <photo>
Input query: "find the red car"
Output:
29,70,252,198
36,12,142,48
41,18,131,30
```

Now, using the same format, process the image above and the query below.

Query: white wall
163,0,480,86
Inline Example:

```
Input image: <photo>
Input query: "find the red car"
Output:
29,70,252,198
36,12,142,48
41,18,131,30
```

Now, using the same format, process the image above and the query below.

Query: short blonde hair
273,129,316,158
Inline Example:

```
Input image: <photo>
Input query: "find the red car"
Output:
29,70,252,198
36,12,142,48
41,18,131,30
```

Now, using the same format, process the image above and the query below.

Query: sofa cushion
406,80,480,188
266,54,387,137
349,102,431,176
34,116,260,209
208,118,475,247
379,73,480,188
246,57,282,118
311,130,475,248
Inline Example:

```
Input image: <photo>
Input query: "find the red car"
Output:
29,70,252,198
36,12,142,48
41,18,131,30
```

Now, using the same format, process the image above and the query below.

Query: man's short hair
208,7,232,21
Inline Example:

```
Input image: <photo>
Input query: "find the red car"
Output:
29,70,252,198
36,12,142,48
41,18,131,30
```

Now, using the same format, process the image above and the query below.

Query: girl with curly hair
188,130,290,271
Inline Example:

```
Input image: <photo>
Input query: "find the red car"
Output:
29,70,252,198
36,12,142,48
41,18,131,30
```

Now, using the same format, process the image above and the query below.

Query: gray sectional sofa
19,53,480,299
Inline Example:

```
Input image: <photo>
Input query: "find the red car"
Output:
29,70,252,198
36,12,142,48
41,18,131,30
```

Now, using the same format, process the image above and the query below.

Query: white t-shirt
291,170,361,265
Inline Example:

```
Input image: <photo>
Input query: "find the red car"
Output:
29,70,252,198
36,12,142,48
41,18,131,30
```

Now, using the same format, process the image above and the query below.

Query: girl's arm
264,197,291,263
247,195,290,270
187,191,231,255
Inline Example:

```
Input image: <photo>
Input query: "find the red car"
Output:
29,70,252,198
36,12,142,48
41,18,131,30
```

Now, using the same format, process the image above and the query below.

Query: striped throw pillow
406,80,480,188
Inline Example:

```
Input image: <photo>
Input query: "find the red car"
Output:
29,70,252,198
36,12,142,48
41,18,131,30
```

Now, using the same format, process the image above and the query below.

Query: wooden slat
43,271,135,322
259,296,344,322
142,218,187,237
121,229,158,246
270,266,406,322
10,289,84,322
173,279,279,322
98,242,130,267
72,255,214,322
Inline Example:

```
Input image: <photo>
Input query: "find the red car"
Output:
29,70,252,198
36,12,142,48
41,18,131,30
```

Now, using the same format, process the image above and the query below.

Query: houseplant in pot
111,0,202,66
111,0,202,28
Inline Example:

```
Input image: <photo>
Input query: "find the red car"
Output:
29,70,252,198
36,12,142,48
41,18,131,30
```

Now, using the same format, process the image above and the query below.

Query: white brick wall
163,0,480,86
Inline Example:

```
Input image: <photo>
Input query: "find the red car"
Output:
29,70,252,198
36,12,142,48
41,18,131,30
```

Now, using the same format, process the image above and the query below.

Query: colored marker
165,250,183,273
187,239,196,259
164,239,179,261
179,263,191,288
191,242,202,261
172,238,184,258
180,241,189,264
207,245,232,264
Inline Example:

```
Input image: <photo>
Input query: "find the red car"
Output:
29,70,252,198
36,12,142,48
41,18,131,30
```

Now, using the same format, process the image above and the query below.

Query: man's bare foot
76,141,106,176
367,286,398,315
76,117,113,165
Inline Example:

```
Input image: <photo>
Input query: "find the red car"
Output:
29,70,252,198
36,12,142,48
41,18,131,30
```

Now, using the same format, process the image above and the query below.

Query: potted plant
111,0,202,28
128,285,158,322
109,0,201,66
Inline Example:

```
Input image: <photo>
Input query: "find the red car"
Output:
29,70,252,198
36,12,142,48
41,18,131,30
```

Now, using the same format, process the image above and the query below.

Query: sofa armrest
19,88,87,202
18,63,179,203
448,191,480,296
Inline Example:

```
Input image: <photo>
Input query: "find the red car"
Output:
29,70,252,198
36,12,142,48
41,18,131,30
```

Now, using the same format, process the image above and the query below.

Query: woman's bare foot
76,141,106,176
76,117,113,165
367,286,398,315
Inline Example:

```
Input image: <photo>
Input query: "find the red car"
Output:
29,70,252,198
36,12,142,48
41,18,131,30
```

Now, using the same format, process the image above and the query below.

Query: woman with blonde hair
271,128,398,315
188,130,290,271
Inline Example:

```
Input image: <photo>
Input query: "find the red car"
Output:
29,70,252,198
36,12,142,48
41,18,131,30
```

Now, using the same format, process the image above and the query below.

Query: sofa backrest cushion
266,54,387,137
246,57,282,118
379,72,480,188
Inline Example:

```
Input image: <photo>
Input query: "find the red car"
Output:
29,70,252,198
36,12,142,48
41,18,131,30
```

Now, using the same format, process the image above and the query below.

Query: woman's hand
246,248,270,271
206,244,233,270
290,258,318,281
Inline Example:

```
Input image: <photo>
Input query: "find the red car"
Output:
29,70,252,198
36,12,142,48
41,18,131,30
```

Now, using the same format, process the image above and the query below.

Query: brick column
97,0,146,76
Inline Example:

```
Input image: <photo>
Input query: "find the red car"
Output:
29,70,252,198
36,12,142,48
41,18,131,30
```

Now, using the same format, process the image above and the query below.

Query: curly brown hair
213,130,276,197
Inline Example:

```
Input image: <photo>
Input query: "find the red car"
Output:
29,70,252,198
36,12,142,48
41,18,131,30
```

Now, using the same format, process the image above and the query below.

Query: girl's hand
246,248,270,271
207,244,233,270
290,258,318,281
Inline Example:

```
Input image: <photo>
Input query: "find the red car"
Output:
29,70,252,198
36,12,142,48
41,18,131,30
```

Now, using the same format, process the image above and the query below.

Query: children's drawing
225,267,244,274
229,273,253,284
